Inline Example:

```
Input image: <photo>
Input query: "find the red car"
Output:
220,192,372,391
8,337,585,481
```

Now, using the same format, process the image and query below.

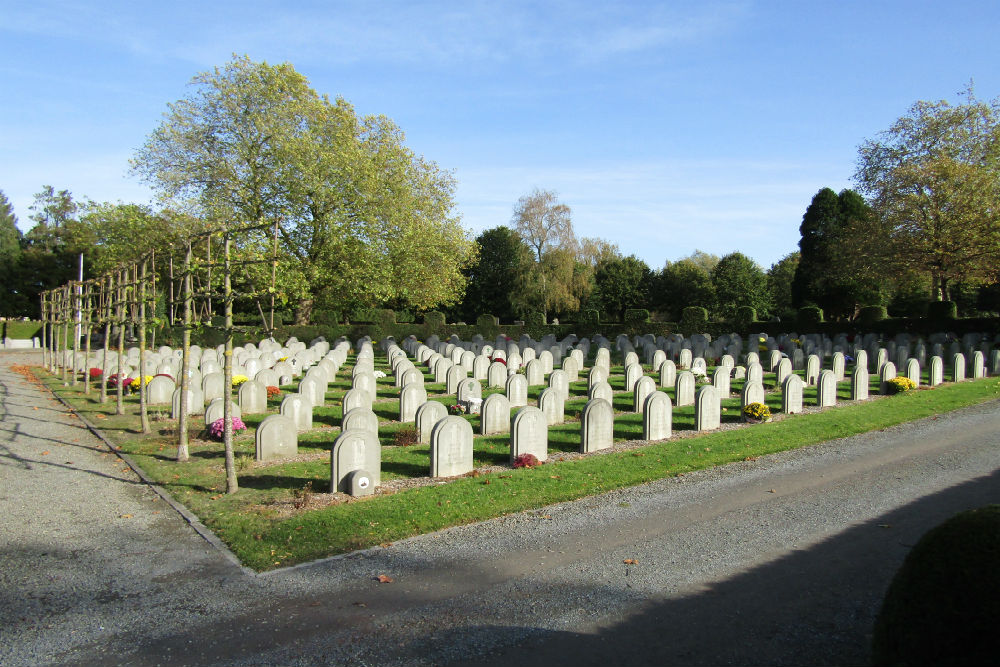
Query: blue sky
3,1,998,270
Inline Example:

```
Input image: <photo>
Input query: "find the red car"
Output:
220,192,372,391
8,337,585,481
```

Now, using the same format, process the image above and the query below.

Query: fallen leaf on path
623,559,638,565
41,451,50,455
376,574,393,583
119,514,133,519
768,489,776,493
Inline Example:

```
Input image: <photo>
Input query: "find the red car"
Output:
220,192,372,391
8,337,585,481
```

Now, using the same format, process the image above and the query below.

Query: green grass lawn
38,355,1000,572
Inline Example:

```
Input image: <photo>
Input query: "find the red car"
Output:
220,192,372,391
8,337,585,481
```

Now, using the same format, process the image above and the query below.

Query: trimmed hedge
679,306,709,334
858,305,888,329
733,306,757,330
927,300,958,320
624,309,650,325
525,312,545,326
3,320,44,340
797,306,824,329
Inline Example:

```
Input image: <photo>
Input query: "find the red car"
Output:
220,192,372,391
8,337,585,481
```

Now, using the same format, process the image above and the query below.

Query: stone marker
538,387,565,425
805,355,821,386
255,414,298,462
774,358,791,389
430,415,474,477
480,393,511,435
238,380,267,414
506,373,528,407
204,399,240,426
510,406,548,463
588,380,614,403
712,366,731,397
782,374,803,414
851,365,869,400
147,375,175,405
642,391,672,440
879,361,897,395
342,406,378,435
633,375,656,413
342,387,372,413
675,370,695,407
588,366,607,389
906,358,921,386
580,398,614,453
694,385,720,431
951,353,966,382
929,355,943,386
415,400,448,443
171,386,204,419
658,360,676,389
741,381,765,415
816,369,837,407
331,429,381,493
280,393,313,431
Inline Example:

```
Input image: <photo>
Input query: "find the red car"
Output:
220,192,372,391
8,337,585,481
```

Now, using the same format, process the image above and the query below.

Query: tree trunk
294,297,314,325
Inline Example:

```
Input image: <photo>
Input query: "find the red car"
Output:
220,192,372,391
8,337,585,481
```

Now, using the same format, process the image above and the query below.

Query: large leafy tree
509,189,590,320
132,55,474,324
766,252,799,319
592,255,652,321
854,88,1000,301
792,187,880,318
0,190,24,315
458,226,526,322
711,252,770,321
653,257,716,321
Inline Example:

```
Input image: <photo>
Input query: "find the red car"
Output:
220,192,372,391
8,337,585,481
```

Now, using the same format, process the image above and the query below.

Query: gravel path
2,349,998,666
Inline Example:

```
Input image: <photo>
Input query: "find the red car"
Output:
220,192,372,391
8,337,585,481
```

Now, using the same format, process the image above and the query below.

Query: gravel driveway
2,349,998,666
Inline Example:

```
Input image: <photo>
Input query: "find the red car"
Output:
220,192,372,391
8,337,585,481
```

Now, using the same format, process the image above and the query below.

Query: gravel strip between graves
2,349,999,666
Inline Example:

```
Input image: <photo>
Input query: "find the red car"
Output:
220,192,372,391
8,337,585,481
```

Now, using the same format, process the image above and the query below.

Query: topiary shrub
927,299,958,320
579,309,600,326
858,305,888,329
624,309,650,325
872,505,1000,666
680,306,709,333
423,311,445,329
797,305,824,330
395,310,414,324
311,309,341,326
526,312,545,326
476,313,499,328
733,306,757,331
374,308,396,327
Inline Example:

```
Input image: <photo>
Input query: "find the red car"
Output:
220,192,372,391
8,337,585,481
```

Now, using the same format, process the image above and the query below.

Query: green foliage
766,252,799,319
733,306,757,330
654,258,715,321
623,309,650,325
855,87,1000,302
526,312,545,326
872,505,1000,667
423,311,446,329
797,305,824,329
131,55,475,323
679,306,709,333
793,188,879,318
593,255,651,322
395,310,414,323
711,252,770,321
858,305,888,328
927,300,958,320
311,309,341,326
579,309,600,326
459,226,525,323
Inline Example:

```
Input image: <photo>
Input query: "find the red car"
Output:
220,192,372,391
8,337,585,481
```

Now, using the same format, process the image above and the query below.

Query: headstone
298,375,326,408
694,385,720,431
906,358,921,386
747,362,763,386
280,393,313,431
147,375,175,405
831,352,845,382
594,348,611,373
480,393,511,435
624,363,643,392
446,364,468,394
562,356,580,383
951,353,965,382
971,350,985,379
342,387,372,414
171,386,204,419
416,400,448,443
202,372,225,403
510,406,548,463
633,375,656,413
430,416,474,477
675,371,695,407
588,380,614,403
204,399,241,426
678,348,692,369
712,366,731,397
255,414,298,462
817,370,837,407
782,374,803,414
588,366,607,389
642,391,672,440
342,406,379,435
851,365,869,400
879,361,897,394
805,355,821,386
538,387,565,425
929,355,943,386
774,358,792,389
741,381,765,414
854,349,868,374
548,369,569,399
238,380,267,414
658,360,676,389
352,371,377,397
487,362,508,388
580,398,614,453
331,429,381,493
506,373,528,407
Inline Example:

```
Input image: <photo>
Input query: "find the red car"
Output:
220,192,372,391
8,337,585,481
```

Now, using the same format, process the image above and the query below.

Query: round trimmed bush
797,305,824,329
680,306,709,333
872,505,1000,666
858,305,888,328
927,300,958,320
526,312,545,326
